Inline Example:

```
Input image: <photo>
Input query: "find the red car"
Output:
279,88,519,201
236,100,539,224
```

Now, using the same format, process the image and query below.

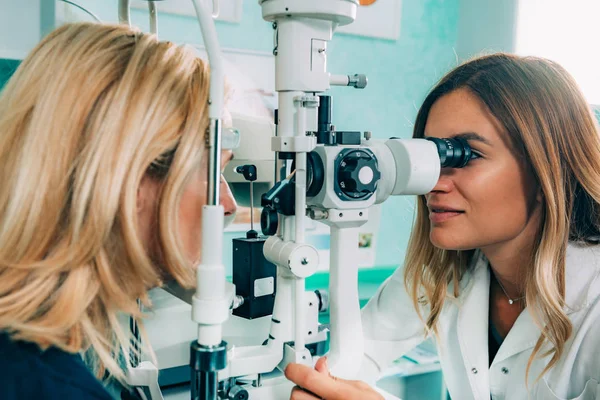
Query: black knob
335,150,380,200
261,207,279,236
235,165,257,182
318,95,332,133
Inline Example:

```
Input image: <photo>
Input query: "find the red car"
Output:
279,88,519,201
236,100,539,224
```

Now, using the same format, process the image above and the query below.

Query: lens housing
425,137,472,168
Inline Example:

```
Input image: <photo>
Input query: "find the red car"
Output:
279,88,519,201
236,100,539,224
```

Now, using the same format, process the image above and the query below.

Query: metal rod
250,181,254,231
118,0,131,26
58,0,101,22
207,119,222,206
148,1,158,36
192,371,218,400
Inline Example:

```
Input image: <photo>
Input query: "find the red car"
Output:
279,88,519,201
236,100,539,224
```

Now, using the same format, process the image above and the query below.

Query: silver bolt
471,368,478,374
308,208,329,220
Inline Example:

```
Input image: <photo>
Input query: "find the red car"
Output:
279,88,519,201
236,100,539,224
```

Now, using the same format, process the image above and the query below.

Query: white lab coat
360,243,600,400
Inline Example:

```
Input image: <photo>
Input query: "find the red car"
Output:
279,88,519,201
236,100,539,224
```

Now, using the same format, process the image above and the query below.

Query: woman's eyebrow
451,132,493,146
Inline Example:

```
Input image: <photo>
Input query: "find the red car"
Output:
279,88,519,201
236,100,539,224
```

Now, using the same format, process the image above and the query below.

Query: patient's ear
137,176,161,212
137,176,162,248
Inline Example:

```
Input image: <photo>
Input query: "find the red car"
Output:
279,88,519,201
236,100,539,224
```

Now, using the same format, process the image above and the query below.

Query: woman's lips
429,209,465,223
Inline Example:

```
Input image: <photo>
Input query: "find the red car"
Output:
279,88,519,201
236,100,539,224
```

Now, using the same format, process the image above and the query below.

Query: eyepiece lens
425,137,472,168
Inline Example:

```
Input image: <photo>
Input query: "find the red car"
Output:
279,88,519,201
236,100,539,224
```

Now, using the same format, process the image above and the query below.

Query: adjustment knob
228,385,249,400
336,150,380,200
261,207,279,236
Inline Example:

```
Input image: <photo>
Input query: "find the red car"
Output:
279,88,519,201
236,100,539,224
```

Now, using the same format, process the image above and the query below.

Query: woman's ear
137,176,149,213
137,176,162,253
137,175,161,213
536,187,544,203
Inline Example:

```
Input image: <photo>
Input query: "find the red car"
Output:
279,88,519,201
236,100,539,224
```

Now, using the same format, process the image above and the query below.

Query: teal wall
0,59,19,91
0,0,462,270
2,2,599,271
456,0,518,60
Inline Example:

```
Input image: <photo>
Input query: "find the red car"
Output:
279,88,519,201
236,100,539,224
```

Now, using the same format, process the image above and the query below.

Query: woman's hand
285,357,384,400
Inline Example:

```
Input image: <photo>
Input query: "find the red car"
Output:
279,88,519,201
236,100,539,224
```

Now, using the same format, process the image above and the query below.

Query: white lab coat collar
458,243,600,371
456,253,491,398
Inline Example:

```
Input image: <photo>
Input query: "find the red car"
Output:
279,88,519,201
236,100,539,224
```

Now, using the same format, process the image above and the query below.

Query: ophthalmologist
285,53,600,400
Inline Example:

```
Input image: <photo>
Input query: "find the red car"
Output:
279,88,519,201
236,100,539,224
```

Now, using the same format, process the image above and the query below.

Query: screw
301,258,308,265
339,213,343,217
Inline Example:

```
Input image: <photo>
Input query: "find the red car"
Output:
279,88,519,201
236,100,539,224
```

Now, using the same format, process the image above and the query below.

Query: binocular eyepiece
425,137,472,168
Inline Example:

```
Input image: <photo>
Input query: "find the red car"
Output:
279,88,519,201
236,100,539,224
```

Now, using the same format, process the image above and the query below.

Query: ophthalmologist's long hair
0,22,210,381
404,53,600,381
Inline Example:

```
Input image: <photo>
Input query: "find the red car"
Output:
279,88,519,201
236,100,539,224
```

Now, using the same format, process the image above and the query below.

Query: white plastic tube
190,0,227,348
294,278,305,351
192,0,224,120
194,205,226,346
294,104,307,352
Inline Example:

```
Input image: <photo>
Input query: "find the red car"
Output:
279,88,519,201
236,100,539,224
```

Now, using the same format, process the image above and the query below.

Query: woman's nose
430,168,455,194
220,180,237,216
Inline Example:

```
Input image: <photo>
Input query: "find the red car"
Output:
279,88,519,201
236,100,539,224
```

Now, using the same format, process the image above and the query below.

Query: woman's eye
470,151,482,160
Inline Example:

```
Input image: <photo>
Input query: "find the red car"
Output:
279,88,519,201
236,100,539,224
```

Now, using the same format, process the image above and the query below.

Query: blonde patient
0,22,236,399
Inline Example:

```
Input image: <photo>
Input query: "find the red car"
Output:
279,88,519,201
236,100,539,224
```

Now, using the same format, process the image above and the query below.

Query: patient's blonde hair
404,53,600,382
0,22,210,380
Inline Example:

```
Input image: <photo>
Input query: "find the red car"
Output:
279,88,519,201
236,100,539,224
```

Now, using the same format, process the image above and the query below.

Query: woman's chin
429,230,474,251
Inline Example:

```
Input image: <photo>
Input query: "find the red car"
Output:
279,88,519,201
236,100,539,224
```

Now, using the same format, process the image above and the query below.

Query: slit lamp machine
116,1,473,399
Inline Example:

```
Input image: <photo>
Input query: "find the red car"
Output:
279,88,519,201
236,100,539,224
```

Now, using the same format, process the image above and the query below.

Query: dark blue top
0,332,113,400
